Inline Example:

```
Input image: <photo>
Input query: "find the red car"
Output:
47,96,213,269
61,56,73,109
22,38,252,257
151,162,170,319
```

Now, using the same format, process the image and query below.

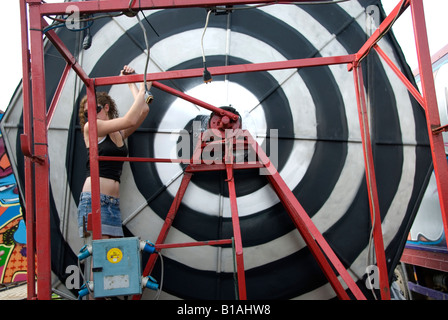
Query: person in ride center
77,65,150,239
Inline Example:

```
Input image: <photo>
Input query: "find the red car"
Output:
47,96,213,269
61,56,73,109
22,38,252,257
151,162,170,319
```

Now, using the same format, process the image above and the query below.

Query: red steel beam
95,55,356,86
226,166,247,300
19,0,37,300
352,64,390,300
136,172,193,299
94,56,355,122
85,79,103,240
155,239,233,250
186,162,264,171
37,0,317,15
152,81,239,121
28,3,52,300
410,0,448,248
246,132,365,300
98,156,265,171
373,44,425,108
224,131,247,300
43,20,90,85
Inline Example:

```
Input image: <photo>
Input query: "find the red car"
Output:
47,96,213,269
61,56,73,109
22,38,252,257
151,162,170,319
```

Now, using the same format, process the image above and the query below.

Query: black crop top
86,134,128,182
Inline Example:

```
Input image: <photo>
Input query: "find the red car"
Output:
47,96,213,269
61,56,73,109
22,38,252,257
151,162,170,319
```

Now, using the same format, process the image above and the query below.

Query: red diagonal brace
133,171,193,300
246,131,366,300
352,64,390,300
373,44,424,108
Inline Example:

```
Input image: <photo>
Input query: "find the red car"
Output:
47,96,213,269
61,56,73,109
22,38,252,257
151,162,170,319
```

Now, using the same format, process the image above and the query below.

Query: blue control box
91,237,142,298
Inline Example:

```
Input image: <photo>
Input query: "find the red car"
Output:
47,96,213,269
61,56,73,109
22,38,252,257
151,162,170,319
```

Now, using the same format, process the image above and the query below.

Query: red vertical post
352,64,390,300
225,162,247,299
85,80,102,240
28,3,51,300
226,167,247,300
411,0,448,247
19,0,36,300
224,131,247,300
135,172,193,300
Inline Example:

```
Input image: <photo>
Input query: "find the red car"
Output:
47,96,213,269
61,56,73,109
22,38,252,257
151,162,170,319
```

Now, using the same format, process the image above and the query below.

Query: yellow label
107,248,123,264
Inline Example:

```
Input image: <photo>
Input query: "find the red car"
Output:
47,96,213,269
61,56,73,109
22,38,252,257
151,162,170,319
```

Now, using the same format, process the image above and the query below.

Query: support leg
134,172,193,299
20,0,37,300
247,132,365,300
225,164,247,300
28,4,51,300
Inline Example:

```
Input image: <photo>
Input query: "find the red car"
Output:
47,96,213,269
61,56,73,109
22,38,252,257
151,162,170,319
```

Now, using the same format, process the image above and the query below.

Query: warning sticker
107,247,123,263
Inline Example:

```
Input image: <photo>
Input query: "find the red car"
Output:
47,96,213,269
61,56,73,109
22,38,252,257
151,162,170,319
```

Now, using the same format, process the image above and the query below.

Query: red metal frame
352,63,390,299
18,0,447,300
19,0,35,300
410,0,448,248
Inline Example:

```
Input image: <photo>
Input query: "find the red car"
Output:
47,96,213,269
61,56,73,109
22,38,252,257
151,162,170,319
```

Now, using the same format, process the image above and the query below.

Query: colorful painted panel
0,112,27,284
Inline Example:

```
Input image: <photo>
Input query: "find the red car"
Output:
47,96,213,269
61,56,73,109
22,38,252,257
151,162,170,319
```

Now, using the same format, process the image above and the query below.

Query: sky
1,0,447,112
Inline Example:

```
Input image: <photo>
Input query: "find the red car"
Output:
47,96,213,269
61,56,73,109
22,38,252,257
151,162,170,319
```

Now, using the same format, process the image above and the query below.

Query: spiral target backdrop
2,1,432,299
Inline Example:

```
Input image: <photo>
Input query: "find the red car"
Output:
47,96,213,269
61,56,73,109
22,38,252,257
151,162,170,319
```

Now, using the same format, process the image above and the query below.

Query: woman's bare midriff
82,176,120,198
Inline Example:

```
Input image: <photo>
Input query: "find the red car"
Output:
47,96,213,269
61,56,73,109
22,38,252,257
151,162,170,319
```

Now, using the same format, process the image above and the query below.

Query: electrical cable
208,0,353,12
135,12,154,104
77,256,93,299
201,9,212,64
41,12,123,34
201,10,213,83
231,237,239,300
45,12,124,24
135,14,150,91
141,10,160,37
365,9,378,301
154,251,164,300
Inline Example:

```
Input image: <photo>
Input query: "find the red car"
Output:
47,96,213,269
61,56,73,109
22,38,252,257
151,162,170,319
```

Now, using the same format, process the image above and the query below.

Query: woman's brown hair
79,92,119,131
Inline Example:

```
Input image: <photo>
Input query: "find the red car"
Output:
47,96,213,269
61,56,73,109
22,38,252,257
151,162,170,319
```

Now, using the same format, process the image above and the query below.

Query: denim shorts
77,192,124,238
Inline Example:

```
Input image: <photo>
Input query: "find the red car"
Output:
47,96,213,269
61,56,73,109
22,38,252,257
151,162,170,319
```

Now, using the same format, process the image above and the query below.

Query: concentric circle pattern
2,1,432,299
